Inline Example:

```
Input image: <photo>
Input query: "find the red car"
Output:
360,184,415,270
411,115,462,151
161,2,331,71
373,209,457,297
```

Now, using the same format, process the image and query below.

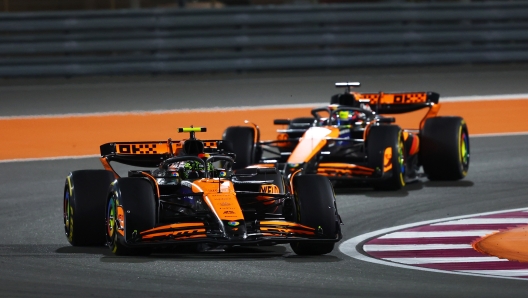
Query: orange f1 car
223,82,470,190
63,127,342,256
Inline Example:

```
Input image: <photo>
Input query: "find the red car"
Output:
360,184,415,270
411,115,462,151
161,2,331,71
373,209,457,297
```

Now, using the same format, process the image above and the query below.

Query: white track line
459,270,528,277
1,94,527,121
0,155,99,164
379,231,497,239
384,257,507,264
433,218,528,225
441,94,528,102
1,94,527,163
471,132,528,138
364,244,473,251
0,103,322,120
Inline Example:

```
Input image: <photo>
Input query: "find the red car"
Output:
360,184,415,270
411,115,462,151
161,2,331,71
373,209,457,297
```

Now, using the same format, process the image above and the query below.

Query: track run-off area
2,66,528,297
1,94,528,161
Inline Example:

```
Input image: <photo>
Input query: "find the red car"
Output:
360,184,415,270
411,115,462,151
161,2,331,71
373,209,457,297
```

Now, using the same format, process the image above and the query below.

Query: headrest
183,139,204,155
330,93,358,107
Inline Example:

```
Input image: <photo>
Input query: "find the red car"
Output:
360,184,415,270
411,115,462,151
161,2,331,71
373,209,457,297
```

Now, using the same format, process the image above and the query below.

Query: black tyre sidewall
420,117,469,180
366,125,405,190
106,177,156,255
290,174,338,255
64,170,115,246
223,126,256,170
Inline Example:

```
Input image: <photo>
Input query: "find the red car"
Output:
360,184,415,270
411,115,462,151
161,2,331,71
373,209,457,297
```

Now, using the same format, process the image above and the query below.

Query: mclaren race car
223,82,469,190
63,127,341,256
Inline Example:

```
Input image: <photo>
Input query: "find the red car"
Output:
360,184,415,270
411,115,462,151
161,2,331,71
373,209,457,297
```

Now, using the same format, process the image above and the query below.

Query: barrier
1,2,527,77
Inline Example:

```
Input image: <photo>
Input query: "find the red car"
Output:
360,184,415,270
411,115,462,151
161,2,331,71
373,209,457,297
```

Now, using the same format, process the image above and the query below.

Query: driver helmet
328,105,362,126
171,153,214,179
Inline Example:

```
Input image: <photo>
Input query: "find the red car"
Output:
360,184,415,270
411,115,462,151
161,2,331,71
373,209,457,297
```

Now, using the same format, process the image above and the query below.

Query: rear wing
100,140,220,167
358,92,440,114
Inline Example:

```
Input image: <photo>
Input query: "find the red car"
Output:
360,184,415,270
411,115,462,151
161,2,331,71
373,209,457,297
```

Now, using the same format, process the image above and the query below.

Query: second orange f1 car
223,82,470,190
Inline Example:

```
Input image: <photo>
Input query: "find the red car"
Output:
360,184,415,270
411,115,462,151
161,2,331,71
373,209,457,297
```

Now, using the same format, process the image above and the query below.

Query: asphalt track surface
1,64,528,297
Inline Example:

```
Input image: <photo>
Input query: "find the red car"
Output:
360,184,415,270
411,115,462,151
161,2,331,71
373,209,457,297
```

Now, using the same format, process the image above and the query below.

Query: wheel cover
398,134,406,186
63,189,74,242
459,126,470,172
107,196,117,239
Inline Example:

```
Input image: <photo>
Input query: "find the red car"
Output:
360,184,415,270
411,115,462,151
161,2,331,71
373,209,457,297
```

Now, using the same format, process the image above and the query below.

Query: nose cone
223,220,247,240
287,127,339,164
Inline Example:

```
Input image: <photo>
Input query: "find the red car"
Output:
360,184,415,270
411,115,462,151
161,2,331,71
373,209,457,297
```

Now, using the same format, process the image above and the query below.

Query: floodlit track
1,65,528,297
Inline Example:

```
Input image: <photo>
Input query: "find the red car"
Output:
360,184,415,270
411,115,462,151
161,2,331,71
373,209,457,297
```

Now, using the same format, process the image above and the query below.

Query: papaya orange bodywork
100,157,119,179
260,220,315,231
288,127,340,164
383,147,393,172
117,206,125,237
141,229,207,240
141,222,205,234
359,92,429,105
259,220,316,236
420,103,441,129
317,163,375,177
193,179,244,221
113,140,218,156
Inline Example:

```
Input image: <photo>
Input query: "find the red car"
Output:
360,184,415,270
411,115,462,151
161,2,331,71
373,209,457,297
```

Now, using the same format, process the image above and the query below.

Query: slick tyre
290,174,339,255
106,178,156,256
223,126,257,170
420,117,470,180
366,125,406,191
63,170,115,246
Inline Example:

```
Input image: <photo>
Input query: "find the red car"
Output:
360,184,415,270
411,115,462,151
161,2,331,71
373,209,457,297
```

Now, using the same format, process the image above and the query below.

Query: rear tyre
290,175,339,255
420,117,470,180
366,125,406,191
63,170,115,246
106,178,156,256
223,126,256,170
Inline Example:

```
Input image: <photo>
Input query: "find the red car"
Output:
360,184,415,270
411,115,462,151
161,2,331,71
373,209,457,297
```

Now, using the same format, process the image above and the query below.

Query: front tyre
420,117,470,180
63,170,115,246
106,178,156,256
366,125,406,191
290,175,340,255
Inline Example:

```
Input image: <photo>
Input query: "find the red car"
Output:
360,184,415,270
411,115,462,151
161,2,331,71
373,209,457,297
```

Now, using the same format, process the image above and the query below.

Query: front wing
121,220,341,247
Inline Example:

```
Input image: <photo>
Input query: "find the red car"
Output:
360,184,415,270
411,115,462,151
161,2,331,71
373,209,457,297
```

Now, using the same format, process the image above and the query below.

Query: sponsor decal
117,144,158,154
227,221,240,227
260,184,280,194
220,201,231,206
223,211,235,215
210,195,232,200
393,93,427,103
